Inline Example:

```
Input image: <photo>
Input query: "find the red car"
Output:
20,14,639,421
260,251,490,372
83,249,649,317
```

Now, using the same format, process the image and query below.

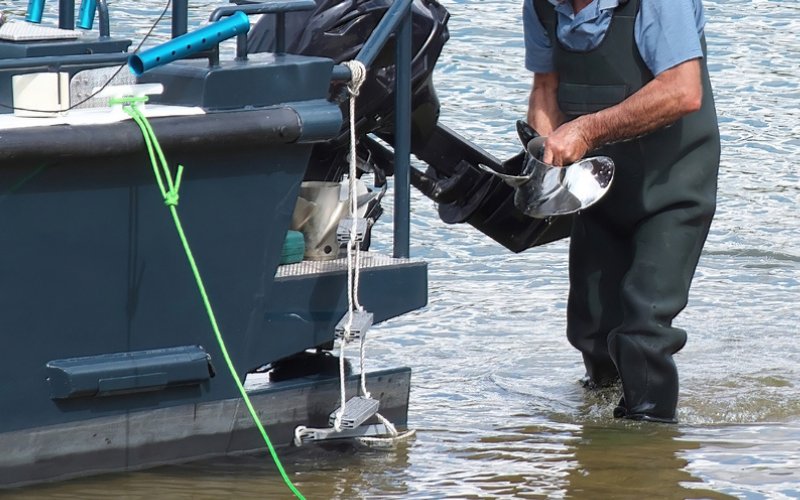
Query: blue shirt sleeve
523,0,555,73
635,0,706,76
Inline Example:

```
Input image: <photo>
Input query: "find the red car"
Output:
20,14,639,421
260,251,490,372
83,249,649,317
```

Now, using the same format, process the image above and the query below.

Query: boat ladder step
336,217,368,244
329,396,380,429
297,422,389,444
335,310,372,341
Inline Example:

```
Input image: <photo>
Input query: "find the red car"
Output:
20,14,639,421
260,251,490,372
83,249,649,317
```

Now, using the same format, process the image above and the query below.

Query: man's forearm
543,58,704,165
578,59,704,149
528,73,565,136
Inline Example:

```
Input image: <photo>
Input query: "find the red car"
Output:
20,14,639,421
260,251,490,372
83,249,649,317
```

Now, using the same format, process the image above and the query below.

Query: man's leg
567,212,631,388
608,205,713,422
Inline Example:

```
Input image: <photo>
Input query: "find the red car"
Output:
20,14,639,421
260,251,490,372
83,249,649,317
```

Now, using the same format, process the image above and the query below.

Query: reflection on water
1,0,800,498
564,424,735,500
682,425,800,499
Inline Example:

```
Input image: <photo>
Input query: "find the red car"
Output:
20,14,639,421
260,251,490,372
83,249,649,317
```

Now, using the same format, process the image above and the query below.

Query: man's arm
527,72,565,136
542,57,703,166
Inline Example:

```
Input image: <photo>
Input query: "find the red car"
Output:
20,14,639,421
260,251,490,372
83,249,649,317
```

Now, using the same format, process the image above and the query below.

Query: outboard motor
248,0,571,252
248,0,448,178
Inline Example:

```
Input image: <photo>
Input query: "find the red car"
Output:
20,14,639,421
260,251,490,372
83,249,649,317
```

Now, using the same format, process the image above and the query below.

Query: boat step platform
275,252,421,279
329,396,381,429
253,253,427,366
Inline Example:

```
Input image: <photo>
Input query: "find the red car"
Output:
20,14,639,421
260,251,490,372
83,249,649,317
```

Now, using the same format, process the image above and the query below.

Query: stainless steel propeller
479,137,614,218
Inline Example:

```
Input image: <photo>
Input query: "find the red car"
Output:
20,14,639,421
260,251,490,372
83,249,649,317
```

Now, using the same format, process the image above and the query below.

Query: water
2,0,800,498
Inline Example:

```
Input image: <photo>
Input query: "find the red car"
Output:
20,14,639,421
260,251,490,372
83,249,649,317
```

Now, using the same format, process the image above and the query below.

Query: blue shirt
523,0,707,76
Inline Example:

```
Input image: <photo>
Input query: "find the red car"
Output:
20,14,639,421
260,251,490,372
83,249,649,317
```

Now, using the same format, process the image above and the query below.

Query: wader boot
534,0,720,422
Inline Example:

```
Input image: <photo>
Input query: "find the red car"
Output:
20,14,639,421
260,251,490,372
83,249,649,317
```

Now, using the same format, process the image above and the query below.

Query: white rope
341,60,401,441
331,59,368,433
296,60,410,446
344,59,367,313
341,59,384,421
332,333,347,431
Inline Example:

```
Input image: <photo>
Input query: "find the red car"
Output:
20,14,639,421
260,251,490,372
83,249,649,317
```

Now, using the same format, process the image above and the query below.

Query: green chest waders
534,0,720,422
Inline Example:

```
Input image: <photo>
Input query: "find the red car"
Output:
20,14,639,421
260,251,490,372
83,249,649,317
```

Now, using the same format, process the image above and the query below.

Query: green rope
118,98,305,500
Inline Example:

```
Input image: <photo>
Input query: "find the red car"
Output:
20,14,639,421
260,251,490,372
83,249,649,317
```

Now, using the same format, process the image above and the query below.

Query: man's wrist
574,114,600,153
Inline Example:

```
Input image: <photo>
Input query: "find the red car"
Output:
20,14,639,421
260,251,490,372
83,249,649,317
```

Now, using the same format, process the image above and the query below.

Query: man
523,0,720,423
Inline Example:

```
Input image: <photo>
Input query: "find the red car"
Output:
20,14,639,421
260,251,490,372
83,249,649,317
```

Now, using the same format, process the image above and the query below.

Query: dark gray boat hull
0,368,411,489
0,55,427,487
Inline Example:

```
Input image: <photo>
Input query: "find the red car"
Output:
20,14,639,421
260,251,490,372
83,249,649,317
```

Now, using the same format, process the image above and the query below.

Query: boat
0,0,558,490
0,0,436,489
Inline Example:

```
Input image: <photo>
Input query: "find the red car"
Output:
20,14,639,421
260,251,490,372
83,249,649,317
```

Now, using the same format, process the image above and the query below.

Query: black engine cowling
248,0,449,180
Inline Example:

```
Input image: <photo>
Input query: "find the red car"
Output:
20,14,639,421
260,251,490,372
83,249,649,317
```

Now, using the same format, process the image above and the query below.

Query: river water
2,0,800,499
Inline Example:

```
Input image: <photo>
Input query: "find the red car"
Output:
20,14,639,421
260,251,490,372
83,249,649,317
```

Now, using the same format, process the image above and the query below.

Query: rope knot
109,95,149,107
164,190,180,207
342,60,367,97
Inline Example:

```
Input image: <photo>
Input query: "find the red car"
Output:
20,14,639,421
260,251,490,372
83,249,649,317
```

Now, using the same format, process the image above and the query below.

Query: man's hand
542,116,593,166
532,58,704,167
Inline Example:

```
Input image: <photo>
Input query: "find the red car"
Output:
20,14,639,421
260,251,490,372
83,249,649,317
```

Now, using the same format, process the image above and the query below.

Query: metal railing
348,0,414,259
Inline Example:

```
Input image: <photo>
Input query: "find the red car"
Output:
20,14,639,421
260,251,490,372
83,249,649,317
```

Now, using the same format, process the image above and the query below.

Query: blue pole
128,11,251,76
26,0,45,23
76,0,96,30
393,5,412,259
97,0,109,37
58,0,74,29
173,0,188,38
275,12,286,54
356,0,414,69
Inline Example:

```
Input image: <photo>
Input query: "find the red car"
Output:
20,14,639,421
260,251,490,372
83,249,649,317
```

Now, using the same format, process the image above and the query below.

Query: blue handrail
352,0,414,258
392,5,413,259
209,1,317,59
